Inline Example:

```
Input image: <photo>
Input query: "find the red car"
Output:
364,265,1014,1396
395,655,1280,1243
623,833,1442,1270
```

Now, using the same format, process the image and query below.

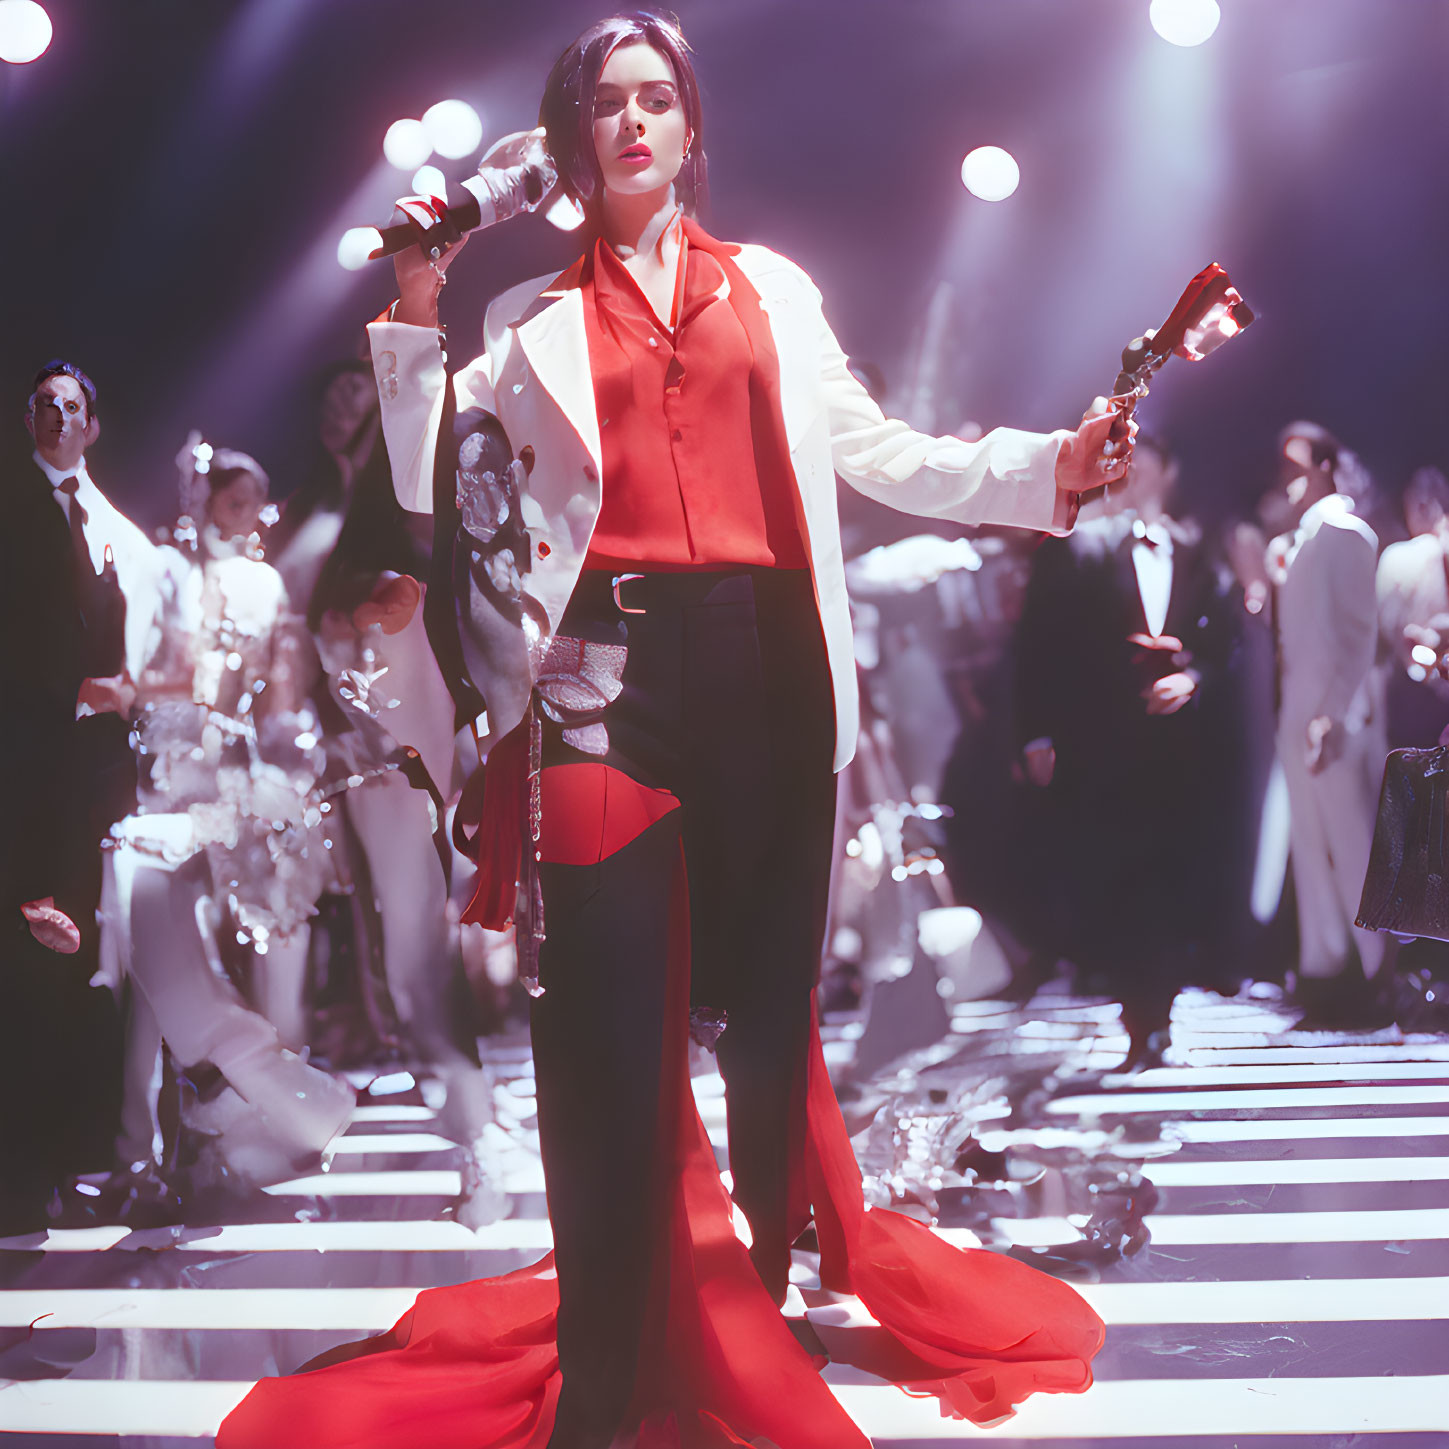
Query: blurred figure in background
1377,465,1449,748
268,359,383,612
1225,516,1295,975
97,443,352,1215
1270,421,1389,1022
1010,437,1241,1068
306,371,505,1226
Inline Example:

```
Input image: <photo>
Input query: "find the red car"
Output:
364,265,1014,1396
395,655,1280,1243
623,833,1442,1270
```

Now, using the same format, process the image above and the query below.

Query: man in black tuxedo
0,361,141,1229
1009,438,1244,1068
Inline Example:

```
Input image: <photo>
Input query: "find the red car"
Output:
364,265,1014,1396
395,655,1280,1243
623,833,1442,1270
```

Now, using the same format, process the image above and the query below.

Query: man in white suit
1270,422,1388,1019
1375,467,1449,748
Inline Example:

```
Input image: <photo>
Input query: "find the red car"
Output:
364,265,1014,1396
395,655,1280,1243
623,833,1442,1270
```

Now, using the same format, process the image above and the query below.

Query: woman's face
319,369,379,457
591,40,689,201
1405,491,1446,539
209,475,265,540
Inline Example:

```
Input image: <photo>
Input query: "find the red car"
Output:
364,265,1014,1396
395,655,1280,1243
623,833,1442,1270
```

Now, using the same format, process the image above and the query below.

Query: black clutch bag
1357,745,1449,940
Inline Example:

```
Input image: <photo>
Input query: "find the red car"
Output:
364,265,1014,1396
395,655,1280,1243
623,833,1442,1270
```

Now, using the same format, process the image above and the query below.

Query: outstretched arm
810,284,1131,535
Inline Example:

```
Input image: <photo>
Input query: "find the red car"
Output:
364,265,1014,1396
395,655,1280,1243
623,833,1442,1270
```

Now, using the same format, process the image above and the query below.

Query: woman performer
221,12,1130,1447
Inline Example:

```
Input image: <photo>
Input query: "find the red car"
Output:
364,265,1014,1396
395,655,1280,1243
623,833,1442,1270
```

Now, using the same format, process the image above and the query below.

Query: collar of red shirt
531,213,742,311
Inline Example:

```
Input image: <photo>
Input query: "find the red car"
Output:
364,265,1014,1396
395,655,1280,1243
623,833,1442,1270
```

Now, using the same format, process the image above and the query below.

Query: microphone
351,189,485,266
339,135,584,271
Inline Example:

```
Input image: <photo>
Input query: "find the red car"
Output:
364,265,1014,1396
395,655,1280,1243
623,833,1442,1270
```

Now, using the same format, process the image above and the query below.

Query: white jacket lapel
739,258,821,458
512,289,602,478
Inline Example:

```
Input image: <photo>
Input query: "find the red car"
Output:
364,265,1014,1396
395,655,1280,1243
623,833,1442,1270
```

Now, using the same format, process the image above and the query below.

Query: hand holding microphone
396,128,582,327
343,127,584,326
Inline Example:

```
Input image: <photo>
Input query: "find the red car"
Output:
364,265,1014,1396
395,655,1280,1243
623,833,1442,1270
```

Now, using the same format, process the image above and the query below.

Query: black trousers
528,568,837,1447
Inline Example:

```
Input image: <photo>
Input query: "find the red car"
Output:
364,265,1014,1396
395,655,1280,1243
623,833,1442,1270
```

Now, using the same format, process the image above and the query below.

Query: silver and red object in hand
1114,262,1255,411
1090,263,1254,488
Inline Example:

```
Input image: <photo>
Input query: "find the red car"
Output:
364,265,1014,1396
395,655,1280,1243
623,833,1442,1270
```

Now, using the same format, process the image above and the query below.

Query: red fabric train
218,811,1103,1448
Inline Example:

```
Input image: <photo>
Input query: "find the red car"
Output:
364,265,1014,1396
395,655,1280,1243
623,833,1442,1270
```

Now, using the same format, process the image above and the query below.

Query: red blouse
576,218,808,572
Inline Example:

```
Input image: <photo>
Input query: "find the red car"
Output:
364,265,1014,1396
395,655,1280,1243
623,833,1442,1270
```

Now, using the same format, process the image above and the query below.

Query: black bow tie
1132,517,1169,550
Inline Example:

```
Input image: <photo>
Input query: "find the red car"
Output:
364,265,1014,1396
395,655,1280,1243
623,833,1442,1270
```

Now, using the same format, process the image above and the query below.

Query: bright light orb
383,118,432,171
411,164,447,200
0,0,52,64
422,99,484,160
1149,0,1221,47
338,226,384,271
961,146,1020,203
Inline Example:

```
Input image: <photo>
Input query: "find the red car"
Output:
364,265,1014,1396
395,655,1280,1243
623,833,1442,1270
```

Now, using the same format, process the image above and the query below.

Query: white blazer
368,242,1070,771
1377,531,1449,672
1275,493,1381,738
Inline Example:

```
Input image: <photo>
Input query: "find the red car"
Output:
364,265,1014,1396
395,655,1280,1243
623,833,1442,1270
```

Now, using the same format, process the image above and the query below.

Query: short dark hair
1280,419,1373,505
312,356,372,406
539,11,708,223
1134,431,1174,469
30,358,98,422
1278,419,1340,471
1405,465,1449,516
207,449,269,499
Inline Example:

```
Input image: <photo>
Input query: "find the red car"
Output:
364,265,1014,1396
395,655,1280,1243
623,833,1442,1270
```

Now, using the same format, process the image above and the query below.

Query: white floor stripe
346,1105,436,1124
0,1226,130,1254
26,1195,1447,1260
2,1374,1445,1438
4,1273,1443,1334
1078,1275,1449,1324
987,1207,1449,1247
1103,1062,1449,1089
1146,1154,1449,1186
1178,1044,1449,1066
266,1166,553,1197
0,1287,421,1332
20,1222,534,1262
150,1219,554,1254
265,1170,463,1197
1048,1084,1449,1115
0,1380,253,1437
831,1373,1449,1439
330,1132,458,1155
1165,1114,1449,1144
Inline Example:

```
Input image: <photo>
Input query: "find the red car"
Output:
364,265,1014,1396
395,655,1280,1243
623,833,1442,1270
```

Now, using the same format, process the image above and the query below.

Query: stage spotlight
411,164,447,200
422,99,484,160
1149,0,1221,47
0,0,52,64
383,117,432,171
338,226,384,271
961,145,1020,202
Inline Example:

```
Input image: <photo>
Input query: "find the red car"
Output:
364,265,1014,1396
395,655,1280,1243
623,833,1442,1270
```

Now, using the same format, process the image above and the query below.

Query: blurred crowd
832,388,1449,1074
1,356,509,1234
4,344,1448,1237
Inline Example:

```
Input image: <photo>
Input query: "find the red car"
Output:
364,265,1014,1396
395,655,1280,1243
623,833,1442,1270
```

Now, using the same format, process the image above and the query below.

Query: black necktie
57,476,94,577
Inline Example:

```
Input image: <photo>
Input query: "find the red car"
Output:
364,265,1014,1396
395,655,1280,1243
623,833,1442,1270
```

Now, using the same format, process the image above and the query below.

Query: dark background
3,0,1446,532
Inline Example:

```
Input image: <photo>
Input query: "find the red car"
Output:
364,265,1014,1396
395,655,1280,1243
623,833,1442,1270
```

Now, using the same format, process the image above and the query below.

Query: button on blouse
578,221,808,572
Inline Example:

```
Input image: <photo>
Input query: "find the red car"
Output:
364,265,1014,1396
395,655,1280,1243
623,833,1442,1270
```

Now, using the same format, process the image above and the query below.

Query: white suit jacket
1275,493,1381,738
1376,532,1449,672
368,242,1070,771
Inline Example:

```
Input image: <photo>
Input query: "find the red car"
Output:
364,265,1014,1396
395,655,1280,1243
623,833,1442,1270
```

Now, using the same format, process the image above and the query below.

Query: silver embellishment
456,441,518,544
376,351,399,402
535,637,627,757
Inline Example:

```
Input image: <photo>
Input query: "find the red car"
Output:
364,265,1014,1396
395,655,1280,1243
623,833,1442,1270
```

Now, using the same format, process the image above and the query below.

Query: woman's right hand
393,225,470,329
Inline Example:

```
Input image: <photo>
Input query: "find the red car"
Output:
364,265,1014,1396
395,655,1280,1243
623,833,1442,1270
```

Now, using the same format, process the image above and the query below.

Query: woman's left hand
1055,394,1138,495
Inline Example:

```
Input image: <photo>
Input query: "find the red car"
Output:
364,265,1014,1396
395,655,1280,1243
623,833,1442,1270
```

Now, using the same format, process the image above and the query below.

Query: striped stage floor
1,986,1446,1447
